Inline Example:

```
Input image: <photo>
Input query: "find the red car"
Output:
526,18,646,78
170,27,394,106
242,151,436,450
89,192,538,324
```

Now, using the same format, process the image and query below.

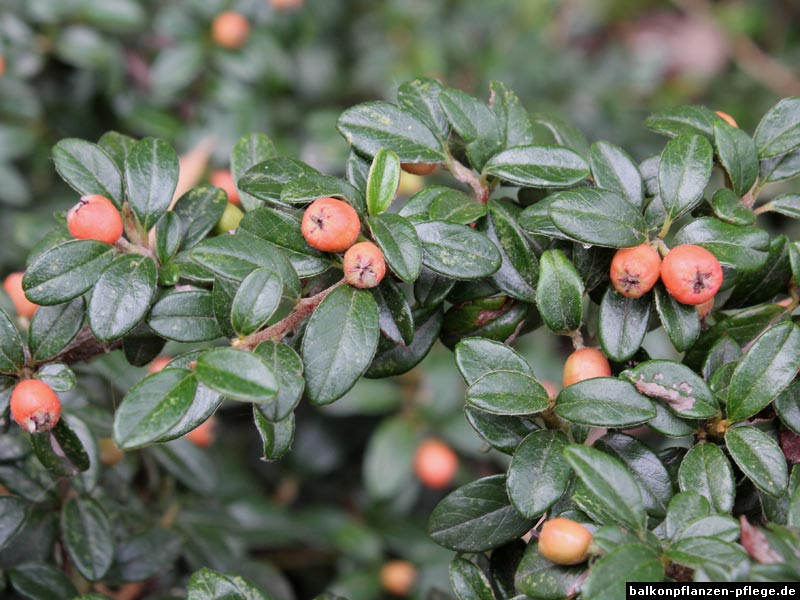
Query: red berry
301,197,361,252
10,379,61,433
661,244,723,306
401,163,437,176
147,356,171,374
210,169,240,206
185,416,217,448
538,517,592,565
3,272,38,319
343,242,386,289
609,244,661,298
67,195,123,245
414,438,458,489
562,347,611,388
211,12,250,49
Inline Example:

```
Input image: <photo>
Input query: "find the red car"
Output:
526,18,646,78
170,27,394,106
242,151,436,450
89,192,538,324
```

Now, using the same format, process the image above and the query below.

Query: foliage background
1,0,799,598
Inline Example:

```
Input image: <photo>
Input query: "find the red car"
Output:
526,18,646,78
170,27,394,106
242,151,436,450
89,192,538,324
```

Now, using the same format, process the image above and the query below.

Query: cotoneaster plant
0,80,800,599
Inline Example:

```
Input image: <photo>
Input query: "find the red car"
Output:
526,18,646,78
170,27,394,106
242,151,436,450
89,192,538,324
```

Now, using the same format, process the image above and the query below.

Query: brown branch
232,281,343,351
45,327,122,366
445,154,490,204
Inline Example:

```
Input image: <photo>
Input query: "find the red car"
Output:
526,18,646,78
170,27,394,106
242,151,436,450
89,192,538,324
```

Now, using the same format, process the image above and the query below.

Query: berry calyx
211,12,250,49
401,162,437,176
414,438,458,489
562,347,611,388
660,244,723,306
301,197,361,252
696,297,714,320
185,417,217,448
210,169,240,206
67,195,123,245
715,111,738,128
380,560,417,596
538,517,592,565
215,202,244,234
343,242,386,289
3,272,38,319
10,379,61,433
609,244,661,298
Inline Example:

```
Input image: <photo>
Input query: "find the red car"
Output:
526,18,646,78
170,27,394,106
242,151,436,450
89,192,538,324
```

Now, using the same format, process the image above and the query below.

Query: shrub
1,78,800,598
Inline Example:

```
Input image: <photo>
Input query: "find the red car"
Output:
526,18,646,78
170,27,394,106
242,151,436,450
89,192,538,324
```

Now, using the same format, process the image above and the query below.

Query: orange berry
185,416,217,448
401,163,437,176
3,272,38,319
538,517,592,565
301,197,361,252
147,356,171,374
562,347,611,388
0,55,5,77
696,297,714,320
99,437,125,466
715,111,738,128
343,242,386,289
10,379,61,433
414,438,458,489
211,12,250,49
661,244,723,306
67,195,123,245
609,244,661,298
380,560,417,596
210,169,240,206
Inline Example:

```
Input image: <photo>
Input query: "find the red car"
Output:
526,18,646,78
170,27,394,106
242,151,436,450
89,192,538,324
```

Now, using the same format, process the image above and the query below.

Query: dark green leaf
97,131,136,172
672,217,769,272
713,121,758,196
23,240,116,306
536,249,583,334
397,77,449,139
366,148,400,216
238,157,319,206
556,377,656,427
666,537,748,578
112,369,197,449
88,254,156,341
677,442,735,512
645,105,717,139
563,444,646,531
455,336,533,385
754,97,800,158
589,141,644,208
280,174,365,214
483,145,589,188
372,279,414,346
365,306,442,378
31,418,90,476
191,232,299,284
124,137,179,230
429,193,487,225
0,307,24,373
150,438,217,494
548,188,647,248
710,188,755,226
187,567,268,600
514,541,583,600
428,475,534,552
582,544,663,599
439,88,503,169
762,193,800,219
172,185,227,251
725,426,788,497
52,138,123,207
253,409,294,462
484,200,537,302
147,288,221,342
252,341,304,422
727,322,800,422
664,491,712,540
531,113,590,158
654,284,701,352
0,496,27,551
35,363,75,392
109,528,182,582
507,430,570,518
490,80,535,149
337,101,445,162
368,214,422,282
399,185,469,222
230,267,285,336
195,348,277,403
658,134,713,221
154,211,183,264
466,370,549,416
9,563,78,600
598,289,650,362
28,298,84,362
415,221,501,279
61,497,113,581
776,381,800,434
302,285,379,405
760,148,800,183
449,556,495,600
464,407,537,455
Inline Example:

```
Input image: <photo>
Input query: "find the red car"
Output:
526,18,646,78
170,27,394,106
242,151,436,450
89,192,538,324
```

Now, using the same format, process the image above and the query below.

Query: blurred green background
1,1,800,598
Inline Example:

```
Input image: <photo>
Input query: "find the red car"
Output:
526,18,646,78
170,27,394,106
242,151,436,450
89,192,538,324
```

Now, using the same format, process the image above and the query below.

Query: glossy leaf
654,284,700,352
582,544,663,599
368,214,422,282
302,285,379,405
506,430,570,518
363,417,416,500
555,378,656,427
187,567,268,600
677,442,735,512
28,298,85,361
672,217,769,272
454,337,533,386
753,97,800,157
415,221,501,279
253,409,295,462
623,360,718,419
366,148,400,215
725,426,788,497
195,348,277,403
536,249,583,334
598,289,650,362
61,497,113,581
483,145,589,187
484,199,538,302
230,132,277,212
230,267,284,336
0,307,24,373
147,288,221,342
466,370,549,416
52,138,123,207
658,134,713,221
713,121,758,196
124,137,179,230
589,140,644,208
449,556,495,600
645,105,717,139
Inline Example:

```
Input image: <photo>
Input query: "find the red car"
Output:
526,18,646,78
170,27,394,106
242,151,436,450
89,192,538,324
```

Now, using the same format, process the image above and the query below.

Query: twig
232,280,344,350
445,151,490,204
44,327,122,366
